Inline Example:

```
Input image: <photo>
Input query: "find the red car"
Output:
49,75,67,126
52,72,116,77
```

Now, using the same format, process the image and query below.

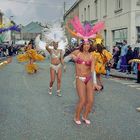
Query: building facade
20,22,43,41
63,0,80,42
0,10,3,25
0,13,12,43
64,0,140,51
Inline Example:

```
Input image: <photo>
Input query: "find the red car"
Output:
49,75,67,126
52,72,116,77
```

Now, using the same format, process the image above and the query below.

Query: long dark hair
96,44,104,54
28,42,34,49
79,39,93,52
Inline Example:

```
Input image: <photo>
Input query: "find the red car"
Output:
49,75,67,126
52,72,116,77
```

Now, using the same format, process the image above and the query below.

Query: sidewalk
0,56,7,62
110,68,137,80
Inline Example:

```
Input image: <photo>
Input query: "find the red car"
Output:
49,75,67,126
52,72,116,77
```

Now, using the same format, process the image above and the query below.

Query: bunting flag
0,25,21,33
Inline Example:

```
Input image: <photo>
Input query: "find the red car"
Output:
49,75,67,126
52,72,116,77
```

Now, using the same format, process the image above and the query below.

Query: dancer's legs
96,74,101,85
56,68,62,96
75,79,86,121
49,68,56,93
83,80,94,119
56,67,62,91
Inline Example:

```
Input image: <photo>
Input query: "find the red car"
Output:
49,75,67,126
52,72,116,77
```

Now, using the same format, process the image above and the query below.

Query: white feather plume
35,23,68,54
58,38,68,51
44,23,65,43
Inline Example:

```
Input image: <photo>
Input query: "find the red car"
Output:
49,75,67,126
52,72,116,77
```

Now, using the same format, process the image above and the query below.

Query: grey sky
0,0,76,25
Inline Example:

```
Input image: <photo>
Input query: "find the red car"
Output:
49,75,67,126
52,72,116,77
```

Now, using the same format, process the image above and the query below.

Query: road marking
120,82,135,85
109,79,134,85
109,79,120,82
109,78,140,90
128,85,140,87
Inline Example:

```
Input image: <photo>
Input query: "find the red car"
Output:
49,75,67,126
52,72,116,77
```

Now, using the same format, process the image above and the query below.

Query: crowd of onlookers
112,40,140,75
0,42,24,58
113,40,140,112
1,40,140,81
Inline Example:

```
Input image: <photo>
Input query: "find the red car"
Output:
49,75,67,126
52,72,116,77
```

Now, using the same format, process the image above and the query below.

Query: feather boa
129,59,140,63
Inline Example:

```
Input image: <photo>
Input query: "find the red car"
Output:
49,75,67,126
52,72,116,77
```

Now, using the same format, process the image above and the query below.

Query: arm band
92,71,97,84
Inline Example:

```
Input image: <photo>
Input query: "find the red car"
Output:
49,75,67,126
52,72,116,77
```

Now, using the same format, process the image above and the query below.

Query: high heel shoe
82,116,91,124
48,87,52,95
57,90,62,97
74,118,81,125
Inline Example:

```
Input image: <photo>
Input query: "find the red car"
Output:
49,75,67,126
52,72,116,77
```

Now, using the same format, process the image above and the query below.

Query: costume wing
38,41,46,51
35,34,46,51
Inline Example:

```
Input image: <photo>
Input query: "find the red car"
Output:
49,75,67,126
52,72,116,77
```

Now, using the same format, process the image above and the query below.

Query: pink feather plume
84,23,92,36
70,16,84,35
69,16,105,39
87,21,104,37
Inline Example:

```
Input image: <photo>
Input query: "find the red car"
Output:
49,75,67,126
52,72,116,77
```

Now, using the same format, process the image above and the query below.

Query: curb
0,57,7,62
110,73,137,80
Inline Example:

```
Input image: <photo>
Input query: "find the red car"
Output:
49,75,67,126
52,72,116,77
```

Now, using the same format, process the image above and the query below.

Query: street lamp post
9,16,15,44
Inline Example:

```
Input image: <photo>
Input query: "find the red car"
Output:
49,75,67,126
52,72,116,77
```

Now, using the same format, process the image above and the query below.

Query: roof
21,22,43,33
64,0,82,18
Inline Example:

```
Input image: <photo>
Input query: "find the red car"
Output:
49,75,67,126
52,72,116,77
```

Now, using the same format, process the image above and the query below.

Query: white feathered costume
35,23,68,56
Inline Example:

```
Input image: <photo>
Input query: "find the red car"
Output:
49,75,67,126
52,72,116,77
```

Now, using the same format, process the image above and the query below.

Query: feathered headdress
35,23,68,52
66,16,104,42
44,23,66,43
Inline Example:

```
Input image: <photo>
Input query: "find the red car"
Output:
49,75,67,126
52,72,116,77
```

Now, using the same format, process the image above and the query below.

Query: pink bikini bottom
76,75,92,85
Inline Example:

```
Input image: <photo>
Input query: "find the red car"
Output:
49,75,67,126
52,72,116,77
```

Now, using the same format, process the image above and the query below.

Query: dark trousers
137,70,140,83
127,64,131,73
120,55,127,72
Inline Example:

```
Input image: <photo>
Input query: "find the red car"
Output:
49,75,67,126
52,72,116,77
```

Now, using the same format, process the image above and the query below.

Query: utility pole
64,1,66,14
63,1,66,22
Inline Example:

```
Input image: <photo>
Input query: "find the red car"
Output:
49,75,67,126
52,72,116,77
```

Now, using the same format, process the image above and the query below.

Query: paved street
0,57,140,140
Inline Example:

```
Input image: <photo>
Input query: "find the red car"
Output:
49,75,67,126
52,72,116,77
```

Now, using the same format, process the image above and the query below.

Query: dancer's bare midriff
51,58,61,65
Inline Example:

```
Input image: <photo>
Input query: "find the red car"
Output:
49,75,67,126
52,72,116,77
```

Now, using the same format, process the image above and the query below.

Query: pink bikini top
75,57,92,66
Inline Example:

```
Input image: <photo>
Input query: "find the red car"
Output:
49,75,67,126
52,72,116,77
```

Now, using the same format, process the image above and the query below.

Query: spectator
105,61,112,78
7,44,13,63
136,61,140,83
126,46,133,74
119,40,128,72
132,47,139,74
136,60,140,112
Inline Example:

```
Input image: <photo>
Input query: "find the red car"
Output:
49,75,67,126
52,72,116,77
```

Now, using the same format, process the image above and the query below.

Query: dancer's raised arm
45,44,52,54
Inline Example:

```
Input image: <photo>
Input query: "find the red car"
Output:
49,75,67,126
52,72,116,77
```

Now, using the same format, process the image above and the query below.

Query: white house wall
78,0,140,50
2,16,11,42
79,0,99,22
136,0,140,26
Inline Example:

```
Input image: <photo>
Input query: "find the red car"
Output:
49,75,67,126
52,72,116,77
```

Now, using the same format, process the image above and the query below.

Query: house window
103,0,107,17
115,0,122,13
112,28,127,43
84,8,86,21
0,12,3,25
105,0,107,15
88,5,90,21
81,14,84,22
137,0,140,5
95,0,98,18
136,27,140,42
104,30,107,46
